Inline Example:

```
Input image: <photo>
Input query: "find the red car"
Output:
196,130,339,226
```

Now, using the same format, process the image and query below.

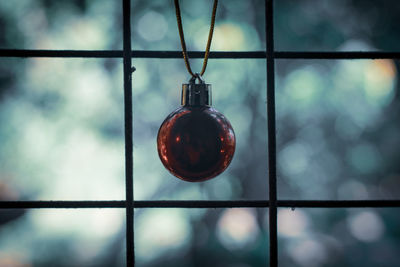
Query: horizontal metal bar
275,51,400,59
134,200,269,208
1,49,400,59
0,200,399,209
0,49,263,58
136,200,400,208
0,201,126,209
133,51,265,58
0,200,269,209
279,200,400,208
0,49,123,58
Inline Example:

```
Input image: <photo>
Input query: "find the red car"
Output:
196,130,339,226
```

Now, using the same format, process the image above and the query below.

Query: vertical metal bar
265,0,278,266
122,0,134,266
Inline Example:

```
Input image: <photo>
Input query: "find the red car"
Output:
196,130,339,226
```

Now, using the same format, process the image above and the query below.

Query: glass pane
276,59,400,200
131,0,265,51
278,208,400,267
135,208,268,266
132,59,268,200
0,209,125,267
275,0,400,51
0,58,125,200
0,0,121,50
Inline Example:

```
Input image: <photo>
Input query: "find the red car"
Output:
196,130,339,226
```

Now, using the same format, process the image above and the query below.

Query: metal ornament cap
181,74,212,106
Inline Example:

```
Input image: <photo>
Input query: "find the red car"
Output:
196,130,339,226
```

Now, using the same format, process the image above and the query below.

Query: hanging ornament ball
157,76,235,182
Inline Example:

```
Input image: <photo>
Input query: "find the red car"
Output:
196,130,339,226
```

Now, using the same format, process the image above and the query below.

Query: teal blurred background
0,0,399,266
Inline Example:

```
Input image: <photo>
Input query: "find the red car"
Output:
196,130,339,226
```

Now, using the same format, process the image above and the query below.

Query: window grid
0,0,400,266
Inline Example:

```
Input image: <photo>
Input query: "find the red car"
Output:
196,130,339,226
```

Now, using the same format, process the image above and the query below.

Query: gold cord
174,0,218,77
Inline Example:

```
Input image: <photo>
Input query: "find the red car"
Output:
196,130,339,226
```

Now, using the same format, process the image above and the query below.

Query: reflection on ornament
157,75,235,182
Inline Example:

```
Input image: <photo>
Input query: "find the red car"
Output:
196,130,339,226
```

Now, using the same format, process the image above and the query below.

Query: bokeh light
217,208,259,250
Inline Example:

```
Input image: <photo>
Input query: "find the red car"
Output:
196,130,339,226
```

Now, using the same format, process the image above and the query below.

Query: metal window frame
0,0,400,266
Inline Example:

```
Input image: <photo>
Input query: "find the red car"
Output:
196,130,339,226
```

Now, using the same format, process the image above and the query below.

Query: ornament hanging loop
189,73,205,84
174,0,218,78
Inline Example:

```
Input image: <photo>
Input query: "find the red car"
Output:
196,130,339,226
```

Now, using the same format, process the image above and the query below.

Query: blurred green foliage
0,0,399,266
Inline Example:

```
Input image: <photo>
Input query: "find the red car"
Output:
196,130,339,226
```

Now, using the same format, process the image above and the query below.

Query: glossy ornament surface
157,76,235,182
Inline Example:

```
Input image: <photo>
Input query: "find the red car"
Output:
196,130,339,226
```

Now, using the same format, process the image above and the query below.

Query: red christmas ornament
157,75,235,182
